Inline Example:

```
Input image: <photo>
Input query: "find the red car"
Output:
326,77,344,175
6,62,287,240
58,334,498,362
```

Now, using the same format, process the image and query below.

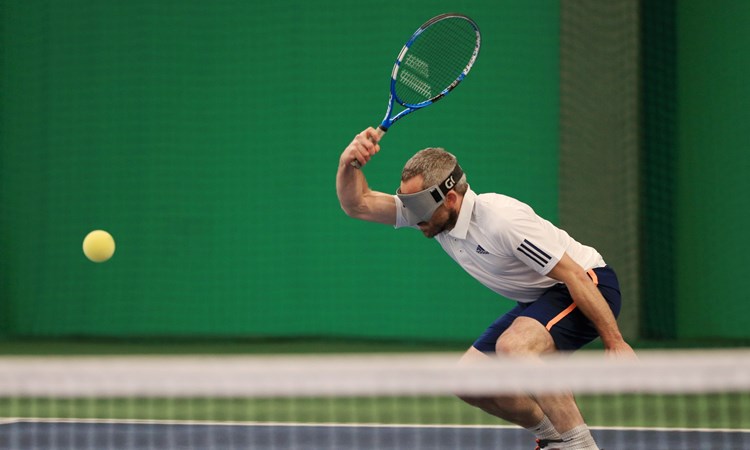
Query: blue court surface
1,420,749,450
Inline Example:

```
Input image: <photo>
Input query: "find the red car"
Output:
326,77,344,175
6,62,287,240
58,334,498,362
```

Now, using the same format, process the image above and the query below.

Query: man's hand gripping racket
350,13,481,168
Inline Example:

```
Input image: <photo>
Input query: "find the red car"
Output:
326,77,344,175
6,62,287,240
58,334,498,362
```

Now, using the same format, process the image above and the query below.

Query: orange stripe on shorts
545,269,600,331
587,268,599,286
545,304,577,331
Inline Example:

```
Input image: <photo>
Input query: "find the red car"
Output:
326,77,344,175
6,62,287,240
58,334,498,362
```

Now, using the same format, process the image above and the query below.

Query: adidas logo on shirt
476,245,489,255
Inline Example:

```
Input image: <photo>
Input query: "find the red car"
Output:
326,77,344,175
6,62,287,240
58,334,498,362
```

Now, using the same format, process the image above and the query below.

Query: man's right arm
336,128,397,225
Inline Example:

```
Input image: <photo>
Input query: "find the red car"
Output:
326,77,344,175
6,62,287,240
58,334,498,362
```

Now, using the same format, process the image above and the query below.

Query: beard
421,208,459,239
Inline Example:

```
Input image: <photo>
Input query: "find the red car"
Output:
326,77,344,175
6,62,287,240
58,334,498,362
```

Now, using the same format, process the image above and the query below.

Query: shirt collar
448,188,476,240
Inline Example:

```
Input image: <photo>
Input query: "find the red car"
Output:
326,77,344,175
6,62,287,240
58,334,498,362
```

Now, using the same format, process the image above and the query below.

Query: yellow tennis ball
82,230,116,263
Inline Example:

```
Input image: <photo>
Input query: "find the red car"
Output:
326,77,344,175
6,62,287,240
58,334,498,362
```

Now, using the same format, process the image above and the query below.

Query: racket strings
395,18,478,105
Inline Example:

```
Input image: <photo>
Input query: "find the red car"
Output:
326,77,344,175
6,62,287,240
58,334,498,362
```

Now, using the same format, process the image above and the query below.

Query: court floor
2,419,749,450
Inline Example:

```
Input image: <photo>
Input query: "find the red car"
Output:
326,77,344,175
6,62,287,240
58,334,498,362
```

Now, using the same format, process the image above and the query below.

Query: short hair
401,147,468,195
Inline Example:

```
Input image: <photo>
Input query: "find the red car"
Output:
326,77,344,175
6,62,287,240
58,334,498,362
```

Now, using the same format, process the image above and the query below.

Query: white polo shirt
395,188,606,303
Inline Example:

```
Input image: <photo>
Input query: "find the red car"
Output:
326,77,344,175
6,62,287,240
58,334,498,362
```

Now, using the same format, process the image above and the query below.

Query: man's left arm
547,253,636,358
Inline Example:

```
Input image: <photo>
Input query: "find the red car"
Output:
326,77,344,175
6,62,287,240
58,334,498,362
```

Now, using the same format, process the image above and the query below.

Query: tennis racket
351,13,481,168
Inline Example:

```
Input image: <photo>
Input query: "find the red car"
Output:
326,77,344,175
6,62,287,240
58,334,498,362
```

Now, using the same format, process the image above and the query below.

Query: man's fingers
347,128,381,169
364,127,383,145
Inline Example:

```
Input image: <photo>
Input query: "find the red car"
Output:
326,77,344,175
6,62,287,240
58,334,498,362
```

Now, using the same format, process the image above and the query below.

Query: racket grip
350,126,386,169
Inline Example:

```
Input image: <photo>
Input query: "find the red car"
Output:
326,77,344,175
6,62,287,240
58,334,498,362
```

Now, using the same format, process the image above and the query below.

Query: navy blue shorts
472,266,622,352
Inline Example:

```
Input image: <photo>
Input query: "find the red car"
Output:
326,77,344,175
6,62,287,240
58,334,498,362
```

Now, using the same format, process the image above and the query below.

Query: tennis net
1,350,749,449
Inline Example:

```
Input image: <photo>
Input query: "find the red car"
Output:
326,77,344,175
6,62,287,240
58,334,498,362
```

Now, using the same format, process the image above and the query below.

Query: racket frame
380,13,481,131
351,13,481,169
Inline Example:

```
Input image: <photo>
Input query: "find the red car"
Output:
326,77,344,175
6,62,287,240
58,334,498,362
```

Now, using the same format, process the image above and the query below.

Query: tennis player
336,128,636,450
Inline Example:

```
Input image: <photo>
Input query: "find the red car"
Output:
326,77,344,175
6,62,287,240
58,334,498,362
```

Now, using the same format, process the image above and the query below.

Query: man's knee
496,317,555,355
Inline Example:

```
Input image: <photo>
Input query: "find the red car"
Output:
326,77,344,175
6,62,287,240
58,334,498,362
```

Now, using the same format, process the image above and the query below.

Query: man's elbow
340,203,356,218
339,202,367,220
547,255,588,285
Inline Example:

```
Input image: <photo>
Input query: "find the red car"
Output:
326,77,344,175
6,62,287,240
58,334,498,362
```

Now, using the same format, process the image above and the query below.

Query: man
336,128,635,450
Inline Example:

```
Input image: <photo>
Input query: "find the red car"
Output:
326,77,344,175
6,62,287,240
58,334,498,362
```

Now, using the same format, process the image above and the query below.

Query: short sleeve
491,206,566,276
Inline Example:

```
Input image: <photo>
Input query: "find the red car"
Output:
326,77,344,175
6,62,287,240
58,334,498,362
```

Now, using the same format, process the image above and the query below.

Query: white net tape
1,350,749,398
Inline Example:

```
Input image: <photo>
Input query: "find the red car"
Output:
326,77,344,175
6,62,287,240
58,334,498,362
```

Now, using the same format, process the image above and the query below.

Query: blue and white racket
352,13,481,168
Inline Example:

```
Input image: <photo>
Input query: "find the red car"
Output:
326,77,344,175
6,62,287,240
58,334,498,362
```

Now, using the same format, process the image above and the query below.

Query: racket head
355,14,480,169
390,13,481,111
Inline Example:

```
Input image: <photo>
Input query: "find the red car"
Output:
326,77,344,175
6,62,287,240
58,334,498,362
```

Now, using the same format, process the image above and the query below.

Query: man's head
397,148,468,238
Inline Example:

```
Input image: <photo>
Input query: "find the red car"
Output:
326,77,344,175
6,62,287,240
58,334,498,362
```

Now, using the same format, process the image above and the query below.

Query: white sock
526,415,561,441
559,424,599,450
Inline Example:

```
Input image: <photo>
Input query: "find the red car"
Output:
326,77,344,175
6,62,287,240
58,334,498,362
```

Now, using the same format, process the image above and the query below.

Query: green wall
0,1,560,341
675,2,750,339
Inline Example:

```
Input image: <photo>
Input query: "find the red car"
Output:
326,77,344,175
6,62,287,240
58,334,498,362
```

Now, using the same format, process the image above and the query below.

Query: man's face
399,176,458,238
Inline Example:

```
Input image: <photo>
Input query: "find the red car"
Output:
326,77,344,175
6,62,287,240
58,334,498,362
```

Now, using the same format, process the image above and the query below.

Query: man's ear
444,191,458,207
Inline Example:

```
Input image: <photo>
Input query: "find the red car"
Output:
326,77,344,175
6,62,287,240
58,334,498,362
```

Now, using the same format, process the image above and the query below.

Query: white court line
589,425,750,434
1,418,749,434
